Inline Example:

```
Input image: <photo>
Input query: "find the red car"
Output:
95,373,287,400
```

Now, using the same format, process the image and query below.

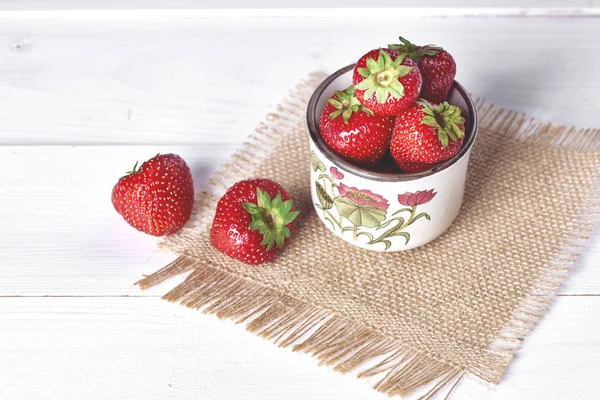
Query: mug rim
306,64,478,182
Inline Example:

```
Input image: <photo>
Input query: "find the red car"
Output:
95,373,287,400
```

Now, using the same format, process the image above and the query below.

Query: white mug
306,65,478,251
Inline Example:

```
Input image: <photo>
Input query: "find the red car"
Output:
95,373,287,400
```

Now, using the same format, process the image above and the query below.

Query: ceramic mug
306,64,478,252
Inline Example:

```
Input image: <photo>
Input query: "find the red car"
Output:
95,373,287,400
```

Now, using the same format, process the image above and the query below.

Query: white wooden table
1,3,599,399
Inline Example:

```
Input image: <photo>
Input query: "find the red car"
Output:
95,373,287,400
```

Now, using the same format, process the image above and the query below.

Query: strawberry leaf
379,50,390,69
363,107,375,116
327,85,375,124
328,99,343,109
421,116,437,127
243,188,299,251
354,80,371,90
271,191,283,210
256,188,272,209
451,124,464,139
375,87,388,104
283,210,300,225
388,36,442,63
363,87,376,102
366,56,379,71
437,126,449,148
242,203,261,214
447,127,458,141
395,65,415,76
354,48,412,104
328,109,343,120
387,85,402,99
275,233,284,250
419,101,465,148
342,109,353,122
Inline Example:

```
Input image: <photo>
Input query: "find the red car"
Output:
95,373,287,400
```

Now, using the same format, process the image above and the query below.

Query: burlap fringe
136,76,600,399
138,256,464,399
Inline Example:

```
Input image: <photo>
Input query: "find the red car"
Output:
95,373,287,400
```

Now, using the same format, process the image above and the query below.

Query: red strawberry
390,100,465,172
389,36,456,104
319,86,395,166
112,154,194,236
210,179,299,265
352,48,422,116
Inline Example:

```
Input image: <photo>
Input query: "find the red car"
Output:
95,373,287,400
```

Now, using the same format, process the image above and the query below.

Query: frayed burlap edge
136,73,600,399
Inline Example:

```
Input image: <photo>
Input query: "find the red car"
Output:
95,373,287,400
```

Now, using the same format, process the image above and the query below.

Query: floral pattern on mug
398,189,436,207
313,153,436,250
330,167,344,180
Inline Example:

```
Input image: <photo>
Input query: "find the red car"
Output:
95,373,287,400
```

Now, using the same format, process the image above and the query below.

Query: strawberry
390,100,465,172
210,179,299,265
389,36,456,104
319,86,395,166
112,153,194,236
352,48,422,116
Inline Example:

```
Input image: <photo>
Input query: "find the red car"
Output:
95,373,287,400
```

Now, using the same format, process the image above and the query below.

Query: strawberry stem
355,49,414,105
243,188,299,251
388,36,442,63
127,161,140,174
327,86,374,123
119,160,142,179
418,100,465,148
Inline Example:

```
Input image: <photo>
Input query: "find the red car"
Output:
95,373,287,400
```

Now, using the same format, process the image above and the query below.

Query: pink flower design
398,189,437,207
338,183,389,210
330,166,344,180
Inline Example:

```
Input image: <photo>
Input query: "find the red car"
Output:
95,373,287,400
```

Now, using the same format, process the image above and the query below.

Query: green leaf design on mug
367,189,437,248
311,151,326,172
334,197,387,228
315,181,333,209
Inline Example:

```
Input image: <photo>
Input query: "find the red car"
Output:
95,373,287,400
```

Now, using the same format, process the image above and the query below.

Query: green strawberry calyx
242,188,300,251
418,100,465,148
388,36,442,63
328,86,374,123
120,160,142,180
355,48,414,105
127,161,140,174
120,153,161,179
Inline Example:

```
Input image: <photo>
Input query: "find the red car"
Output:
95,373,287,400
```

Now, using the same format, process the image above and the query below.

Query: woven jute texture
138,74,600,398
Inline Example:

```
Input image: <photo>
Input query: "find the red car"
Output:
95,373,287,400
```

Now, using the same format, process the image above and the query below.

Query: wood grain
2,17,600,146
0,1,596,11
1,296,598,400
1,10,599,400
1,145,598,297
0,145,233,296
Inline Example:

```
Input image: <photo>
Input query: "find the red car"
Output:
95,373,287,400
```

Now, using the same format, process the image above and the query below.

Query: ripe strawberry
389,36,456,104
352,48,422,116
390,100,465,172
210,179,299,265
319,86,395,166
112,154,194,236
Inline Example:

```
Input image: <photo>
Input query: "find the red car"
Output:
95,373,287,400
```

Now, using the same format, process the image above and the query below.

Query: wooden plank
0,1,595,11
0,145,598,296
0,145,233,296
0,295,598,399
3,8,600,20
1,10,598,400
0,296,389,400
2,17,600,146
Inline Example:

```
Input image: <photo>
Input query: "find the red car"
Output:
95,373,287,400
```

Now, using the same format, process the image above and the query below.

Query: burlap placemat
137,74,600,398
